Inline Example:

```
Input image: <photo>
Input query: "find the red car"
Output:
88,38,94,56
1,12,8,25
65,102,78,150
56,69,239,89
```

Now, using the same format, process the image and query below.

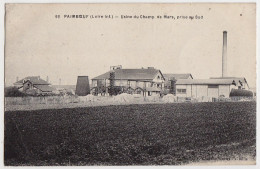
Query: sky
4,3,256,87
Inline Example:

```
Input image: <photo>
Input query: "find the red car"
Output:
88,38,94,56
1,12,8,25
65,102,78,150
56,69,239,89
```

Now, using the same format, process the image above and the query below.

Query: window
93,80,97,87
177,89,186,94
157,76,160,79
208,85,218,88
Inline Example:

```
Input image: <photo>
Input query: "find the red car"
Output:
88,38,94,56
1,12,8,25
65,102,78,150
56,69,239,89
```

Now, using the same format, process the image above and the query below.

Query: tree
4,87,26,97
109,71,115,96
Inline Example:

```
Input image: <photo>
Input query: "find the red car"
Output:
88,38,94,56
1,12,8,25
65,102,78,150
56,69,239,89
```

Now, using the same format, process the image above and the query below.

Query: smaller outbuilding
163,73,193,94
14,76,55,95
175,78,242,98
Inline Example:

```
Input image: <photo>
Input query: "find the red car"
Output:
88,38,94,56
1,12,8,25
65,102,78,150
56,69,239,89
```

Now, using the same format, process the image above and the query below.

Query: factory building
174,31,251,98
89,31,252,99
91,67,165,96
175,79,244,98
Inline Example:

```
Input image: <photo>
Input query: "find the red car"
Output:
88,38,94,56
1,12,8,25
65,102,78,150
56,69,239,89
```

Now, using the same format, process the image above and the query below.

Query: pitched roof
14,76,50,85
163,73,193,80
92,69,164,81
34,85,55,92
176,79,237,85
210,77,249,88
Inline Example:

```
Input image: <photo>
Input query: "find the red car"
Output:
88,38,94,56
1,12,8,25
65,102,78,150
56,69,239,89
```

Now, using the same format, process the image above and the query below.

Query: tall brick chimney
222,31,227,77
75,76,90,96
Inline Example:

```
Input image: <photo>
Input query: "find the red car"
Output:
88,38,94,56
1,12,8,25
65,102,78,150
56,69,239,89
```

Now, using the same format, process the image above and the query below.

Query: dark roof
92,69,165,81
14,76,50,85
176,79,237,85
34,85,55,92
163,74,193,80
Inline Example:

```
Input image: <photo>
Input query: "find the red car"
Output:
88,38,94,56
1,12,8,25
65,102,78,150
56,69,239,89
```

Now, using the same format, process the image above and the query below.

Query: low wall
5,95,256,106
5,96,81,105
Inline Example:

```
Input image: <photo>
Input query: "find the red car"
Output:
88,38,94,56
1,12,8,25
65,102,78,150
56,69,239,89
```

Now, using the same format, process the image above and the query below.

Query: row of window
93,80,163,88
177,89,186,94
177,85,220,94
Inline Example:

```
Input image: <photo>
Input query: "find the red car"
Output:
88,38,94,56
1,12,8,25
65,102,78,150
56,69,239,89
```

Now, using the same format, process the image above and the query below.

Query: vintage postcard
4,3,256,166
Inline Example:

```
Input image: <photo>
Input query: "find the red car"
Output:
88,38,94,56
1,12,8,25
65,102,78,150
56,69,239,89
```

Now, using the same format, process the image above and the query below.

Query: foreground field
5,102,256,165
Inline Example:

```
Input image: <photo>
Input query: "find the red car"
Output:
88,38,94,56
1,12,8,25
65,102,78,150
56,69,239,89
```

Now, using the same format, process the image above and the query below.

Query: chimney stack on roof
110,65,122,70
46,76,49,83
222,31,228,77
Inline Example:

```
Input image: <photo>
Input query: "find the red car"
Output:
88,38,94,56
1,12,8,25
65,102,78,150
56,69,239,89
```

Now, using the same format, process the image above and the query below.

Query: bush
160,89,170,96
108,86,124,96
4,87,26,97
230,89,253,97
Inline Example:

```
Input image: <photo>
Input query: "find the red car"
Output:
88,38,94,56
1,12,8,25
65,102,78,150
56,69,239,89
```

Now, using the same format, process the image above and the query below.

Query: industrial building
173,31,252,98
91,67,165,96
175,79,245,98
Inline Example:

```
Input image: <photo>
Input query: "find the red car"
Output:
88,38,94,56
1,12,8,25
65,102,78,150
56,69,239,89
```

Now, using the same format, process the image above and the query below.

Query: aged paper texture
4,3,256,166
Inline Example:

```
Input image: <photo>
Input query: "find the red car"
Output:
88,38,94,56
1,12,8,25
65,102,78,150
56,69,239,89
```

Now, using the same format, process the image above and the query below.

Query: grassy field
4,101,256,165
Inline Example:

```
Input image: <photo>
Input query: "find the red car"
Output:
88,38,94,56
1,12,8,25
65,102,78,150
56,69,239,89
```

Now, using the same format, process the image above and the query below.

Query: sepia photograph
3,2,257,166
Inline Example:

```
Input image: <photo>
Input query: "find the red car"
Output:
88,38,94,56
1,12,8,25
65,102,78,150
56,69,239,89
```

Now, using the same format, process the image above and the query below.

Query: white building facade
175,79,247,98
91,68,165,96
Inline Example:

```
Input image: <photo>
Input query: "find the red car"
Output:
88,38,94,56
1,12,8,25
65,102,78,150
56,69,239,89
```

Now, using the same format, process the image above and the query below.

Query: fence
176,96,256,103
230,96,256,102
